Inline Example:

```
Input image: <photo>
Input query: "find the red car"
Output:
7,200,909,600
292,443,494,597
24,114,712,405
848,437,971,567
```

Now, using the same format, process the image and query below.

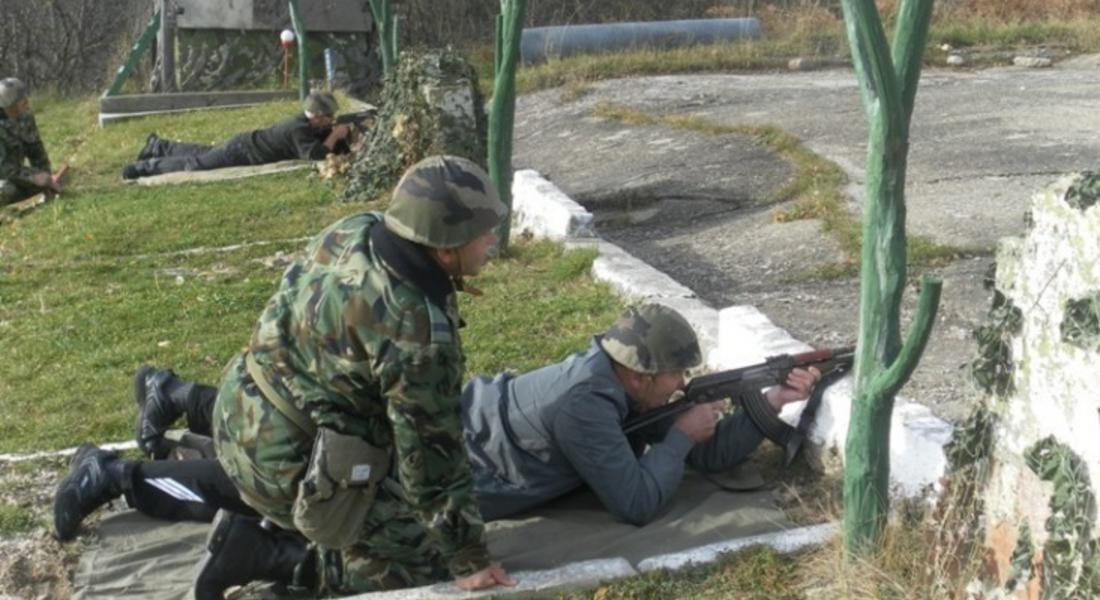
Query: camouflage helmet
384,155,507,249
600,303,702,374
303,90,338,117
0,78,27,110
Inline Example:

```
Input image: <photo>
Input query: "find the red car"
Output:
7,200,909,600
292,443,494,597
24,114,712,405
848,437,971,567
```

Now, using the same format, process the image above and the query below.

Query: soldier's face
308,114,334,129
635,371,687,412
5,98,28,118
454,229,498,276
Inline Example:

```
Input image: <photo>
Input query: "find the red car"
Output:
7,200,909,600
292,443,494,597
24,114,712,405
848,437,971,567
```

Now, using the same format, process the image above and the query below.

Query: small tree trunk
287,0,310,99
368,0,398,77
840,0,942,554
487,0,526,250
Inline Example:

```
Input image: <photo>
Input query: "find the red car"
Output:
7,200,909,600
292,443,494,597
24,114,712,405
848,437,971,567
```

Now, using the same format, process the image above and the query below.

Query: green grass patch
0,502,36,535
930,18,1100,52
591,101,970,279
0,97,622,453
568,546,802,599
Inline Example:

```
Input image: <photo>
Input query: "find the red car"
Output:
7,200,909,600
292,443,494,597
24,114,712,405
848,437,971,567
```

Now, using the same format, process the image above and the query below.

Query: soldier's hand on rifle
674,399,724,443
765,367,821,411
454,562,516,591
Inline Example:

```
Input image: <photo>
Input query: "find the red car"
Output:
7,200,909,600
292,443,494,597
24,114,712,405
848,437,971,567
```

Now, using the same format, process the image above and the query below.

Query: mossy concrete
978,173,1100,596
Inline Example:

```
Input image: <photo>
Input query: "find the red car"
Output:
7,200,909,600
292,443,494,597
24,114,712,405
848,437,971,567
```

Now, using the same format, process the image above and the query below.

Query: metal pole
157,0,177,92
105,11,161,97
287,0,310,99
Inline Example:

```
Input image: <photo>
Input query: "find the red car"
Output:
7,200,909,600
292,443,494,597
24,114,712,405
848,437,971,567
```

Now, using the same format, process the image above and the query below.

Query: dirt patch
0,457,78,599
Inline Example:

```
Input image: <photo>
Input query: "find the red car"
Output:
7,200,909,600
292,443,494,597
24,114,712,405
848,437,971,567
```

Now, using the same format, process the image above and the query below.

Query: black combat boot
193,511,313,600
136,133,163,160
134,365,217,458
53,444,127,541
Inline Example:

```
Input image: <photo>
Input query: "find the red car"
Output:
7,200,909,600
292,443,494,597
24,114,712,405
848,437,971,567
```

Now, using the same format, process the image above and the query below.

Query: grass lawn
0,97,621,453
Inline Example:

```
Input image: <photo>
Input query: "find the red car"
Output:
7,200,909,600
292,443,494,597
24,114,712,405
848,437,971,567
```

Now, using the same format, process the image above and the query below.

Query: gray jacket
462,338,766,525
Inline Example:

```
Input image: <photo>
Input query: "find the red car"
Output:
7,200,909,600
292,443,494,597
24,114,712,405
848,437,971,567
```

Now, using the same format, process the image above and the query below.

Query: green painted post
287,0,310,99
488,0,526,250
104,11,161,97
839,0,943,554
368,0,397,77
494,13,504,75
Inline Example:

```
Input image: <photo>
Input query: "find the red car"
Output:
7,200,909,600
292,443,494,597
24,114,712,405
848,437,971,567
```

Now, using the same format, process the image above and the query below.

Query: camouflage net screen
1025,437,1100,599
1064,171,1100,212
175,30,373,94
344,48,487,203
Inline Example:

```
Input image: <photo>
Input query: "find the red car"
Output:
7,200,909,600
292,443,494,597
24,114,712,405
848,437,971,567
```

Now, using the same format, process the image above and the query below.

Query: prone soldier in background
121,90,352,180
0,78,61,205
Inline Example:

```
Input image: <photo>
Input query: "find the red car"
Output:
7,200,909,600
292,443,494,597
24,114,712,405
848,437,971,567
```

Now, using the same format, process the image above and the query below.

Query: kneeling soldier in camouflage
201,155,510,597
0,78,60,205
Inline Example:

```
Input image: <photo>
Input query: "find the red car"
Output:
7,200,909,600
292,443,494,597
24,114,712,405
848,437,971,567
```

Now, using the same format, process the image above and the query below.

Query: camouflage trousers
213,355,451,593
316,486,451,593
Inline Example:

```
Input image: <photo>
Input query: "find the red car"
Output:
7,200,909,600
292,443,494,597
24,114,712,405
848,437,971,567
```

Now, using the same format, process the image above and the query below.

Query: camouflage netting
343,48,487,203
1064,171,1100,212
969,291,1023,398
1025,437,1100,599
174,30,374,94
1061,294,1100,351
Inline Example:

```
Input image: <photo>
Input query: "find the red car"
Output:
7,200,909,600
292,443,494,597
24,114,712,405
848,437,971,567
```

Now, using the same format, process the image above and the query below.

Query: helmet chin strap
451,250,483,296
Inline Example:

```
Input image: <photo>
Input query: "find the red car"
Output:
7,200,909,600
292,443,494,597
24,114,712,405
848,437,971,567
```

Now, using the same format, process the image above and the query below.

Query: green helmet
0,78,27,110
600,303,702,374
303,91,338,117
384,155,507,249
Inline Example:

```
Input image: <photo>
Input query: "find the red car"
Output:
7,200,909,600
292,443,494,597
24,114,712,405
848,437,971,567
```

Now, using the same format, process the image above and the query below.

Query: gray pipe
520,18,762,65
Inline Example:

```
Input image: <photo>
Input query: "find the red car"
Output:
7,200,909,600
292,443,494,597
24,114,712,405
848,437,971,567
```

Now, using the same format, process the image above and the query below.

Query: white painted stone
348,558,637,599
1013,56,1053,68
708,304,813,370
637,522,838,571
946,54,967,67
510,170,595,240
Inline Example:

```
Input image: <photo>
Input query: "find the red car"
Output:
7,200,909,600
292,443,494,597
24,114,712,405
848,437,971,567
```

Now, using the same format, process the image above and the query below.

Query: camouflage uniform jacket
213,211,490,577
463,338,766,525
0,111,50,185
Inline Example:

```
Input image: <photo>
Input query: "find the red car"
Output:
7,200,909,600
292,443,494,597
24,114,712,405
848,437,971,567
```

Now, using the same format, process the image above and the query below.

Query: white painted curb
348,558,637,599
637,522,839,571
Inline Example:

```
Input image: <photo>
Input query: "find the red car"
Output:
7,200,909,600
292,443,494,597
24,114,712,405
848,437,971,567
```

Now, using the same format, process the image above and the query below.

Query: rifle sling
782,364,852,467
245,352,317,438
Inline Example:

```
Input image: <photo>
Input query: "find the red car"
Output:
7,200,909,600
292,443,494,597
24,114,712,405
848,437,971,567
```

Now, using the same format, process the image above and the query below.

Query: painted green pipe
839,0,941,555
287,0,310,99
104,11,161,97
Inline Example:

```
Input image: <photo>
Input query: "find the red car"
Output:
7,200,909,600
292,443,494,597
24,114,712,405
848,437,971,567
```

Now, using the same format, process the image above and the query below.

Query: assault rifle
622,346,855,466
330,109,378,155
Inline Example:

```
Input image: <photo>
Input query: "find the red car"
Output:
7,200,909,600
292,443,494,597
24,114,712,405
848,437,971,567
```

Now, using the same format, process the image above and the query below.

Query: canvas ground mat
127,160,315,186
73,467,795,599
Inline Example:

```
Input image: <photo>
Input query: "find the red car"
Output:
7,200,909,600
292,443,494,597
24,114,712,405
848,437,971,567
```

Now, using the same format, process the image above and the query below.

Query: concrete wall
979,173,1100,596
177,0,371,32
